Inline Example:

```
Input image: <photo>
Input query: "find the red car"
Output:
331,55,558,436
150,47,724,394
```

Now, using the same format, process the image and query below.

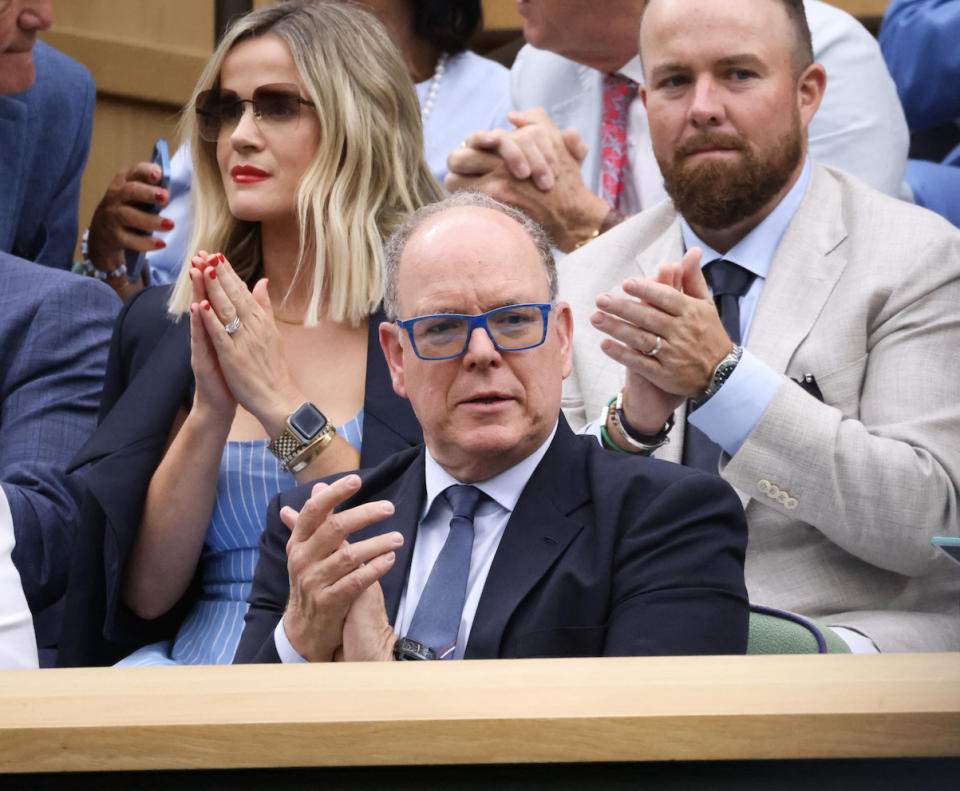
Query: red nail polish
208,268,217,280
216,253,226,264
155,190,166,203
159,218,174,230
154,239,166,250
203,301,211,311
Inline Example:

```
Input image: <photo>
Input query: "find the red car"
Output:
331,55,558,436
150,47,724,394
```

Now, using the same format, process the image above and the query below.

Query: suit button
777,491,790,505
785,497,799,510
768,484,781,498
758,479,771,494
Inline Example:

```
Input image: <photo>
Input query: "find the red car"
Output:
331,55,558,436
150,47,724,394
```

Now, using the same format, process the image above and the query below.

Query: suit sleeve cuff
274,618,309,663
688,348,782,456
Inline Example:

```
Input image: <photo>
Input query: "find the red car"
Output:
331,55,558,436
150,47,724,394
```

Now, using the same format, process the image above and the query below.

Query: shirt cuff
274,618,308,663
687,348,782,456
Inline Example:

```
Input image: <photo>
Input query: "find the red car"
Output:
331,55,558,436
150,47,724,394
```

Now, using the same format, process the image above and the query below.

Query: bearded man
559,0,960,653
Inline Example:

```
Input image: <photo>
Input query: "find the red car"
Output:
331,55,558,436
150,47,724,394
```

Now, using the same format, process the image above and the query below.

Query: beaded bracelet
80,229,127,281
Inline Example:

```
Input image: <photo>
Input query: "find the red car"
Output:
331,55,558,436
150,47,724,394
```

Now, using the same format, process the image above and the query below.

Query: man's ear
378,321,408,399
553,302,575,380
796,61,826,130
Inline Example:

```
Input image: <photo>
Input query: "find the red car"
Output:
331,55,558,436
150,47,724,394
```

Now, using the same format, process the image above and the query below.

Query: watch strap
602,392,674,455
268,403,336,473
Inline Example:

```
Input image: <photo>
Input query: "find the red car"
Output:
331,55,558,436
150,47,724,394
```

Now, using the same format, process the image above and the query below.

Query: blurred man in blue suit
0,1,118,667
0,0,95,269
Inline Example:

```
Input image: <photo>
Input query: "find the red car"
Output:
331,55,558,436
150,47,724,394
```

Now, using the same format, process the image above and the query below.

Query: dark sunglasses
195,83,316,142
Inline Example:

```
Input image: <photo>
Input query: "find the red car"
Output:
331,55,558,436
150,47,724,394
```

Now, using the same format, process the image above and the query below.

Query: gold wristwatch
267,402,336,473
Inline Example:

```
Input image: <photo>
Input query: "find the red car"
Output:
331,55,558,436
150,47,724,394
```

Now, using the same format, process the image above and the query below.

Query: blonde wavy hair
167,0,440,324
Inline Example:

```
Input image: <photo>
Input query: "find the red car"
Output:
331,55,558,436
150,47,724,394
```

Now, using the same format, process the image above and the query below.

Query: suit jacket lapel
349,449,427,623
465,420,588,658
745,164,848,374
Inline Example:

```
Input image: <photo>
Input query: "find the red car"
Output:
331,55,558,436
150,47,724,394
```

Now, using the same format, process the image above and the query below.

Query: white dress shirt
276,423,558,662
0,487,39,669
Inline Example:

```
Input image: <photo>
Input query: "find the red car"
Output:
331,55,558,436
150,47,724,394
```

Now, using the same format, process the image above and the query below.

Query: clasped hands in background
445,108,612,252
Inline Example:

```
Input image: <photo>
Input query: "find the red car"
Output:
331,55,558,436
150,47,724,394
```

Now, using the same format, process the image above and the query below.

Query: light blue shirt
275,422,558,662
683,157,812,456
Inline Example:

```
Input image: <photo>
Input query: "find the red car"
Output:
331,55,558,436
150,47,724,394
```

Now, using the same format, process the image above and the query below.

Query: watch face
289,403,328,441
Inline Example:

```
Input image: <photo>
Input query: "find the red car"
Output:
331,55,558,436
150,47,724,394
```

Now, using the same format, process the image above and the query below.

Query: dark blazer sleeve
602,468,749,656
57,286,195,666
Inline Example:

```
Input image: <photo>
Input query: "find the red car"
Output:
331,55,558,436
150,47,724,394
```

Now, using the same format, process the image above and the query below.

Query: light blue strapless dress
117,411,363,666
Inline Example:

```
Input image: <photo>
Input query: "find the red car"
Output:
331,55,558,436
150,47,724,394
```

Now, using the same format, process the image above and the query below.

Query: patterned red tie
599,73,639,210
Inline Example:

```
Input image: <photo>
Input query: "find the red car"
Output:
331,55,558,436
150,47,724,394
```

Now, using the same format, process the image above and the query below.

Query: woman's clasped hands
187,251,305,436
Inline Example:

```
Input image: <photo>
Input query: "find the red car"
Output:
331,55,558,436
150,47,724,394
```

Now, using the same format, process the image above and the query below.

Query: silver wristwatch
703,345,743,400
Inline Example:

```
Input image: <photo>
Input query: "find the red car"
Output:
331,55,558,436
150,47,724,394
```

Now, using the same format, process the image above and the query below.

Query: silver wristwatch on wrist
702,344,743,400
267,402,336,473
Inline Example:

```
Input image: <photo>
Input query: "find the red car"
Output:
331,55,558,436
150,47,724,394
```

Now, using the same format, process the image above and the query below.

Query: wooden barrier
1,653,958,774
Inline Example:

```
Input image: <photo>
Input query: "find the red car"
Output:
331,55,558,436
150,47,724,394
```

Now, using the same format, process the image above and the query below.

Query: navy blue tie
682,259,755,473
408,485,481,659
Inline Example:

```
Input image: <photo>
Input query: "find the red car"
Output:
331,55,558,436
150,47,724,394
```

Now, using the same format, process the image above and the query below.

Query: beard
659,123,803,229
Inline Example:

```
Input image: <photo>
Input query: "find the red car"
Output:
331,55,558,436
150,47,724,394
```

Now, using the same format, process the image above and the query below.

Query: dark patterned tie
407,485,482,659
682,259,756,473
599,73,638,210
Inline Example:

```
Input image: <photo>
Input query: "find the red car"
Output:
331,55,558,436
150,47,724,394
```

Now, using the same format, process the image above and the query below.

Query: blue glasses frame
396,303,554,361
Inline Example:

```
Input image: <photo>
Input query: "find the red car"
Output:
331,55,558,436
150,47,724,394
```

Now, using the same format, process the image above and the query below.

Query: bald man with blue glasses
236,193,748,664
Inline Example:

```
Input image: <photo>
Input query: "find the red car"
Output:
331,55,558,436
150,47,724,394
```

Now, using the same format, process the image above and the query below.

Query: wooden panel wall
38,0,215,259
479,0,891,29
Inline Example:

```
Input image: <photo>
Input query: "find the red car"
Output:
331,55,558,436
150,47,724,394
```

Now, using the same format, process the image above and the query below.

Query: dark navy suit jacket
0,42,95,269
0,253,119,660
235,417,749,662
57,285,421,666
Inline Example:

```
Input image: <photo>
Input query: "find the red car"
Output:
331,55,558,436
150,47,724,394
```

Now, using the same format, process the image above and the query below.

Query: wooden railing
1,653,957,774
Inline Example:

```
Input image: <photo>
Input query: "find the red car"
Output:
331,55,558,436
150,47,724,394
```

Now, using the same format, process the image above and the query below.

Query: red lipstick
231,165,270,183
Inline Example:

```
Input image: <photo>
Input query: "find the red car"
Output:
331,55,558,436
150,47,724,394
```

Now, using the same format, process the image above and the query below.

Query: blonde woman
59,1,439,667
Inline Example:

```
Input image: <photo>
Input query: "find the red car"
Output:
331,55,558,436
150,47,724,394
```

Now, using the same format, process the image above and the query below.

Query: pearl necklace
420,51,449,122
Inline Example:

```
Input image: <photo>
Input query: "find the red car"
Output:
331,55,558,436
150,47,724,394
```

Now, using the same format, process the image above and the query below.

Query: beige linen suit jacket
560,163,960,652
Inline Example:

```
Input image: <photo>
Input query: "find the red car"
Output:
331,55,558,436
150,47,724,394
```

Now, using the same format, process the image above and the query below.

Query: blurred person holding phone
58,1,439,667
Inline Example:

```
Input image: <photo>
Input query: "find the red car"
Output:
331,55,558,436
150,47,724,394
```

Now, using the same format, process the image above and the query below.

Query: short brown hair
639,0,814,79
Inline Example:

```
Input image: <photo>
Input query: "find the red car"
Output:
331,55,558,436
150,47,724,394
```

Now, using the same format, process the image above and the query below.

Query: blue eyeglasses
396,303,553,360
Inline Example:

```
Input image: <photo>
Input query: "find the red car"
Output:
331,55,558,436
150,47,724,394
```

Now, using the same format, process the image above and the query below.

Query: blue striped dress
116,411,364,666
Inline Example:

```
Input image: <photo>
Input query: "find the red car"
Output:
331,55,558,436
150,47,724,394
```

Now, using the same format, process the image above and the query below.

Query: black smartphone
126,138,171,284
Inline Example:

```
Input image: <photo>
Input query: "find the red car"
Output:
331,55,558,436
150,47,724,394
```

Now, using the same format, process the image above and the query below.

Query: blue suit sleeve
30,47,96,270
3,276,119,611
879,0,960,131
